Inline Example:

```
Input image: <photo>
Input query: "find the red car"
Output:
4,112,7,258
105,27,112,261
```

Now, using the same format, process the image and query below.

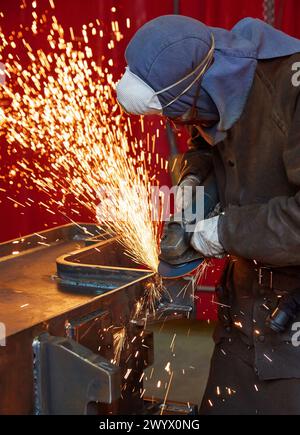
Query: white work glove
191,215,226,259
175,175,201,212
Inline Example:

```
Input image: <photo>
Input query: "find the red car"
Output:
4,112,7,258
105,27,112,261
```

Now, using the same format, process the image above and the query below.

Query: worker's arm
218,96,300,266
174,127,214,212
179,127,214,184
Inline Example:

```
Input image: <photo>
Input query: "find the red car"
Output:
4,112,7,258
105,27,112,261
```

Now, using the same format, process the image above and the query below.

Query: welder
116,15,300,415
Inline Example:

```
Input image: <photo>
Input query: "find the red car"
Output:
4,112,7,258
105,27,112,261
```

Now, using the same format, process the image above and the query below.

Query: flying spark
0,7,164,274
113,327,126,365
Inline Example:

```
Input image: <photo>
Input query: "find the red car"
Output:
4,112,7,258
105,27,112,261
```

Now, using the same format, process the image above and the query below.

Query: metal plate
0,223,155,414
0,223,153,338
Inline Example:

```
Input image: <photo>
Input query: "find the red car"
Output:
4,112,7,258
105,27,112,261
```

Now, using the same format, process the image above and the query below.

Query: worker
116,15,300,415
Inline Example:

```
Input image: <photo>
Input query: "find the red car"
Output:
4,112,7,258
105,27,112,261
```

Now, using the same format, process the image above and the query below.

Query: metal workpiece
33,333,121,415
0,223,194,414
63,306,154,414
56,237,155,294
0,223,113,339
0,222,106,262
0,224,153,414
56,236,195,318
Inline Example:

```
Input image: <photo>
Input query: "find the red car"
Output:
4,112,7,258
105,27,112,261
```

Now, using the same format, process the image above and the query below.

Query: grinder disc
158,258,203,279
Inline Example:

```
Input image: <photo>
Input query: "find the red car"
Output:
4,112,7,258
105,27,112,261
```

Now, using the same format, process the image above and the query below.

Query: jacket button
258,335,265,343
225,326,232,333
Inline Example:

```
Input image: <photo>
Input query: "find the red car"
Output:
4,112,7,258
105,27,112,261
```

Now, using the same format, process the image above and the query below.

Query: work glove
191,215,226,259
175,174,201,212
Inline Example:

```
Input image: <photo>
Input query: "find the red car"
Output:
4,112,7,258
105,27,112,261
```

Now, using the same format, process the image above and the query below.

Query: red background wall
1,0,300,242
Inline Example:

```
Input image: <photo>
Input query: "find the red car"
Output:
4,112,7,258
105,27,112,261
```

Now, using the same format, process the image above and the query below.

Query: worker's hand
191,215,226,258
175,174,201,212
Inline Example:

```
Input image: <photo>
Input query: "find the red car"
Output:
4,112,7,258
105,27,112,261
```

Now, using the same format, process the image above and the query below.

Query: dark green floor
144,320,215,407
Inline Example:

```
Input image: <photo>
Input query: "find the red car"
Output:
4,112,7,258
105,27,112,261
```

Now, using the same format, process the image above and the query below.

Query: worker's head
117,15,300,145
116,15,218,123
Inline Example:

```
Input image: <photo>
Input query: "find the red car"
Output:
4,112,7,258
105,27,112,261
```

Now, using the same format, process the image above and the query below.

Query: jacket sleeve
218,96,300,266
179,127,214,184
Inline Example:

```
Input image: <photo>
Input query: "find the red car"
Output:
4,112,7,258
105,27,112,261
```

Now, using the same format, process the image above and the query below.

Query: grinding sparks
113,327,126,365
170,333,176,350
0,10,163,273
160,371,174,415
143,275,165,314
0,107,5,124
124,368,132,380
263,353,273,363
164,362,171,374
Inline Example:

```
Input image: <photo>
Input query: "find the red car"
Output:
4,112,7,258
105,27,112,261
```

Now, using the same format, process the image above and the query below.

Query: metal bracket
33,333,120,415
